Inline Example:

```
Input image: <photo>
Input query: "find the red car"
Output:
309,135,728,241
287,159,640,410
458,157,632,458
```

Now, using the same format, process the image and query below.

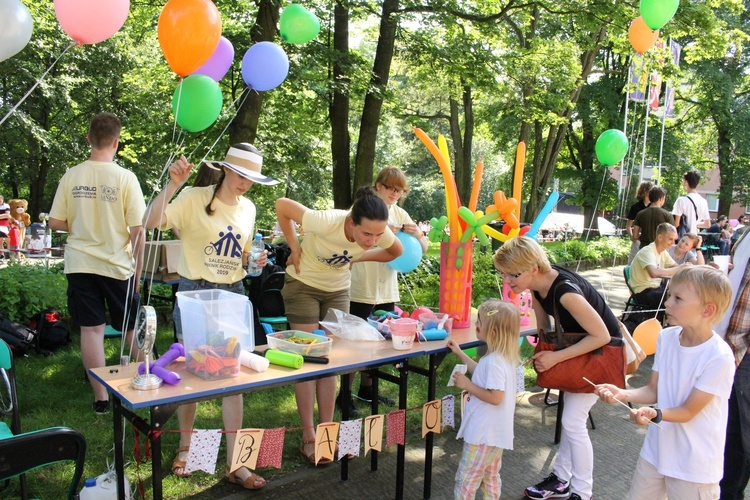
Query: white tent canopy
538,213,617,236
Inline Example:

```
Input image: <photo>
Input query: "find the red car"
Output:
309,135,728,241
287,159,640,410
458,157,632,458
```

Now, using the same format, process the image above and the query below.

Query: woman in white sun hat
144,142,278,490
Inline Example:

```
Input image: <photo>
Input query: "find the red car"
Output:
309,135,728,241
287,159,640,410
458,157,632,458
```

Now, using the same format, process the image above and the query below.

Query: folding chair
0,339,86,500
254,271,288,331
622,265,648,322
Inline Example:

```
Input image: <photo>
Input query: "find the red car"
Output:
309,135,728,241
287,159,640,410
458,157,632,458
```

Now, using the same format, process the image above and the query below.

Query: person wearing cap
275,186,403,465
144,142,278,489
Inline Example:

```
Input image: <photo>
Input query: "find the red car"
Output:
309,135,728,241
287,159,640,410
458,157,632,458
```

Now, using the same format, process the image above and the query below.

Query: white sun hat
205,143,279,185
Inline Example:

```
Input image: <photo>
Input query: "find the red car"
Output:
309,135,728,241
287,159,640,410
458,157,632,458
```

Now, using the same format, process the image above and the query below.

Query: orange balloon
628,17,659,54
158,0,222,77
632,318,662,356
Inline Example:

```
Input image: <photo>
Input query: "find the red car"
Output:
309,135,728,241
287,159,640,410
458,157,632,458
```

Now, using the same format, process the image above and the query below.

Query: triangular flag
363,415,385,456
441,395,455,429
422,399,442,437
315,423,339,465
230,429,264,473
256,427,285,469
386,410,406,447
183,429,221,474
338,419,362,459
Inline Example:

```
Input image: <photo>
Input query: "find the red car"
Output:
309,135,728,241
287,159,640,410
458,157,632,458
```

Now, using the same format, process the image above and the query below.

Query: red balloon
502,224,512,235
158,0,222,77
519,226,530,235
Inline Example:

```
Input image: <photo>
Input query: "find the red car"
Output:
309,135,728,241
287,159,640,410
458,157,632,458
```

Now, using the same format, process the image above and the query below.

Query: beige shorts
281,275,350,325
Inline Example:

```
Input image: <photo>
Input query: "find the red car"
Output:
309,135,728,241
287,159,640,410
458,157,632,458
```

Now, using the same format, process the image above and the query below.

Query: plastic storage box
176,289,254,380
266,330,333,357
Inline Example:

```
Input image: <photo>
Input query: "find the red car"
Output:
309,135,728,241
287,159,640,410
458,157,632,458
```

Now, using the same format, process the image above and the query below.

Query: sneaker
356,386,396,406
569,494,582,500
93,400,110,414
335,393,361,418
524,472,570,499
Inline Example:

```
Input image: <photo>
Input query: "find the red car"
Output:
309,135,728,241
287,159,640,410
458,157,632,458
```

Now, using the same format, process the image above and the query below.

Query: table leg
150,403,180,500
395,360,409,500
113,398,126,500
424,352,447,499
341,372,351,481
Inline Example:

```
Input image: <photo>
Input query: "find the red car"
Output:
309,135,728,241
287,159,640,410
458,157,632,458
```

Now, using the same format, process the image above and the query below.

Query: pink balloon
192,36,234,81
54,0,130,45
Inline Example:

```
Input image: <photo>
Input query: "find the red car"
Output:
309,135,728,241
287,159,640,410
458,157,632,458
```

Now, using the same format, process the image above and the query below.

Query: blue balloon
388,232,423,273
526,191,560,240
241,42,289,92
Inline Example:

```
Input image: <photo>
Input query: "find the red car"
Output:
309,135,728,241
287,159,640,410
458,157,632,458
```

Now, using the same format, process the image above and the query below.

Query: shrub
0,261,68,322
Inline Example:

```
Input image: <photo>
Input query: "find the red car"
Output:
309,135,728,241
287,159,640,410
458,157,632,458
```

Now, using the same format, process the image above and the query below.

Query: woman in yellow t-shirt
339,167,428,415
275,186,403,464
145,143,277,490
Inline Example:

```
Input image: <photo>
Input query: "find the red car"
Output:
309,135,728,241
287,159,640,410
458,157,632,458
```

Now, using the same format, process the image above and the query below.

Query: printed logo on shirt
100,185,120,203
317,250,352,269
204,226,244,276
72,185,97,199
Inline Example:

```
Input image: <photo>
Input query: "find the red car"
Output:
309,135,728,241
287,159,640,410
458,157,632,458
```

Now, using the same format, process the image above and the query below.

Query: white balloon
0,0,33,62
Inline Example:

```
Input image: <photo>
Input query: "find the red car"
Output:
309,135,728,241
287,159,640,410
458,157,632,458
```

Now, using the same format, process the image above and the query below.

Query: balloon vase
439,242,473,328
502,282,533,327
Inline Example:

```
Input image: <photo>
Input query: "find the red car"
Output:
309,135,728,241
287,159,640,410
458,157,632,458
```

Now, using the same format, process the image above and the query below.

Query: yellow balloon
508,228,520,238
484,225,508,242
632,318,662,356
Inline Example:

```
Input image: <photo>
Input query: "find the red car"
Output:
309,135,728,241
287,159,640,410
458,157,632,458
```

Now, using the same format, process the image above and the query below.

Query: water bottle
247,233,264,277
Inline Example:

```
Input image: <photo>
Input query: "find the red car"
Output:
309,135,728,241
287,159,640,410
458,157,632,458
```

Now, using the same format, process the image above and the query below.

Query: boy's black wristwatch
650,408,662,423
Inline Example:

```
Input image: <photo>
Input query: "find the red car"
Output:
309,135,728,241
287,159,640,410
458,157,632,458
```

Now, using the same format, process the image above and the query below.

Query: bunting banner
364,415,385,455
314,422,339,465
422,399,442,437
442,395,456,429
256,427,285,469
230,428,264,473
338,419,362,459
184,429,222,474
386,410,406,447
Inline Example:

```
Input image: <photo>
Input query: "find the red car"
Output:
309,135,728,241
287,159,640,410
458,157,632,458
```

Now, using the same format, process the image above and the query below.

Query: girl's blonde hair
670,266,732,325
479,299,521,364
493,236,552,275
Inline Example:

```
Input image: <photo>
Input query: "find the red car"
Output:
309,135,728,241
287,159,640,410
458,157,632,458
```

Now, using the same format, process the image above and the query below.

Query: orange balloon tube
468,160,484,212
513,141,526,203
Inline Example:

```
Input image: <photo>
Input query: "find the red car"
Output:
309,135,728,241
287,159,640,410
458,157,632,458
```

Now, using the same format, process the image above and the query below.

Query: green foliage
0,262,68,321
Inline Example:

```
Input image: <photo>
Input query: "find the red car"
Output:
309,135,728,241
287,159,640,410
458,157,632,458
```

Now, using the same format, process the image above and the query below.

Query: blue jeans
720,354,750,499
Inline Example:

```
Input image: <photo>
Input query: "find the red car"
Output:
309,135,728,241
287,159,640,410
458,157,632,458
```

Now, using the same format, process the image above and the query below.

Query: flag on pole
648,71,662,110
664,41,681,117
628,54,648,102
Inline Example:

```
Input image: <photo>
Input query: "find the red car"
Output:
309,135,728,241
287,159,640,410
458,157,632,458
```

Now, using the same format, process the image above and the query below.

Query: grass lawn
3,319,537,499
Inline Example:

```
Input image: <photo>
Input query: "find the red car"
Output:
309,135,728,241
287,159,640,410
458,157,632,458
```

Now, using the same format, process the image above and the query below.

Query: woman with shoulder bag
494,236,623,500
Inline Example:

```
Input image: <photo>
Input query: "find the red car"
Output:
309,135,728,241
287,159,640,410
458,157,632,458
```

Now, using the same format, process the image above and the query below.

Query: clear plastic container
266,330,333,357
176,289,254,380
418,312,453,334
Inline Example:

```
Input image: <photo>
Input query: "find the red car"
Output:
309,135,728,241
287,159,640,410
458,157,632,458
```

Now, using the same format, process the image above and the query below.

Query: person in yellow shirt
339,167,427,415
275,187,403,464
49,112,146,415
144,143,277,490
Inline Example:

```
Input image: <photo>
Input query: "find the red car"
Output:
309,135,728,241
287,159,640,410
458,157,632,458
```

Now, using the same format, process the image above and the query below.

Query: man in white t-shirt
672,170,710,234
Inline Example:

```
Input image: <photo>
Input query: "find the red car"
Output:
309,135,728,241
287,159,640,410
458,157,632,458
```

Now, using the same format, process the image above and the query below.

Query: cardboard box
143,240,181,282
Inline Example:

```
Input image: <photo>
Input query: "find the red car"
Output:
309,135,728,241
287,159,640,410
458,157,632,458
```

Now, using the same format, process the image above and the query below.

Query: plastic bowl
418,312,453,334
266,330,333,357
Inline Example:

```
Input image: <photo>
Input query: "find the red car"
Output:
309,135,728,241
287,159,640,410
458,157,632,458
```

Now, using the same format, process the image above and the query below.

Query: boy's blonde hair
670,266,732,324
479,299,521,364
493,236,552,275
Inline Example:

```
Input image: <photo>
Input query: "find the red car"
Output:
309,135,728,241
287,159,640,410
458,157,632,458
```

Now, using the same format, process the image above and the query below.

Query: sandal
226,465,266,490
171,446,191,478
299,439,332,465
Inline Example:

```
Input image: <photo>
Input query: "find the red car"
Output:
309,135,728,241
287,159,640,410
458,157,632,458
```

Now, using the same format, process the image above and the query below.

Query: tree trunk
229,0,281,144
352,0,400,193
330,2,352,210
717,125,733,216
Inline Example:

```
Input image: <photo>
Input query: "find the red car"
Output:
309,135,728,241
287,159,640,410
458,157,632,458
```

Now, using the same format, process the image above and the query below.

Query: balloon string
0,41,76,128
171,78,184,145
192,87,249,164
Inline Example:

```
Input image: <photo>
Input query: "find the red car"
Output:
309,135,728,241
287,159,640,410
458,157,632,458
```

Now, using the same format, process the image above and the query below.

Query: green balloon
172,75,223,133
595,129,629,166
640,0,679,30
280,4,320,44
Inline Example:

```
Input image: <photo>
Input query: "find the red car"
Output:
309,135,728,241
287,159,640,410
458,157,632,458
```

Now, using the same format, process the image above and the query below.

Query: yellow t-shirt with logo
162,186,255,284
49,160,146,280
288,209,396,292
350,204,414,304
630,242,676,294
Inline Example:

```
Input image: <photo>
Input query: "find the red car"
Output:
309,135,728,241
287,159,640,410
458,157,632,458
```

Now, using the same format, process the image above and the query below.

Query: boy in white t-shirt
595,266,735,499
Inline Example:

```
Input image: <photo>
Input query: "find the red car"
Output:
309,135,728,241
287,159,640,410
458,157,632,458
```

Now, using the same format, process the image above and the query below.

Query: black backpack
0,314,36,355
676,195,698,239
29,310,70,352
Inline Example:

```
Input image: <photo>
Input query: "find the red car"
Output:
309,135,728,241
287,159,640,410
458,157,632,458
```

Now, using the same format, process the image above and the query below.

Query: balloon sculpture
0,0,33,62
